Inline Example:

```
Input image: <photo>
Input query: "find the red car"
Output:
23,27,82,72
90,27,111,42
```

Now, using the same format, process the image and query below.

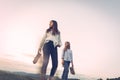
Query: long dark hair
64,41,70,53
46,20,60,35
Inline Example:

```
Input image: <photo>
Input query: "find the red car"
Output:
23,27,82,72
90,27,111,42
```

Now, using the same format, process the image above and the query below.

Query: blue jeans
62,61,70,80
41,41,58,77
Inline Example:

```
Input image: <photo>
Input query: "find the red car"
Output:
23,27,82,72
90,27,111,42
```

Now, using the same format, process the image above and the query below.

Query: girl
34,20,62,80
61,41,74,80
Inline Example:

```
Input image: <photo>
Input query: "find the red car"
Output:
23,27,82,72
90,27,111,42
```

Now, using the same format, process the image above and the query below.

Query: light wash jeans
62,61,70,80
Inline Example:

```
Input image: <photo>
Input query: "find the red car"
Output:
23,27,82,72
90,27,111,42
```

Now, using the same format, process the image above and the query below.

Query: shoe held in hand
33,53,41,64
70,67,75,75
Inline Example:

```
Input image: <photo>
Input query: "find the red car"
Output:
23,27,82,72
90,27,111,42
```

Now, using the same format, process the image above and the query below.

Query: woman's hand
38,48,41,53
61,59,64,66
56,45,61,47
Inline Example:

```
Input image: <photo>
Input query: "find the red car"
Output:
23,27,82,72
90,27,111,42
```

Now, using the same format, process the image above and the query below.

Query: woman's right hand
38,48,41,53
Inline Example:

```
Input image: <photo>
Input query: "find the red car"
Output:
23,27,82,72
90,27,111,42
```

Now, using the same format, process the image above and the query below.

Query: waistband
45,40,53,44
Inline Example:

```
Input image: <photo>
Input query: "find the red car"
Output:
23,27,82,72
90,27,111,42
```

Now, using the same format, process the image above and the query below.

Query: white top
39,31,62,48
62,49,73,62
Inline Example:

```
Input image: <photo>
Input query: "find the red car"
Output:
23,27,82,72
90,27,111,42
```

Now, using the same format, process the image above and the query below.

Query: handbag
70,67,75,75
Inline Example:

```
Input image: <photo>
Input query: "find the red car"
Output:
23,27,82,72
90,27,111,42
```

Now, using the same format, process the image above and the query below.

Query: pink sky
0,0,120,79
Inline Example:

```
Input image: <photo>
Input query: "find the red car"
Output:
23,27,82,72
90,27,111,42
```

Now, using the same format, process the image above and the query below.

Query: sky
0,0,120,79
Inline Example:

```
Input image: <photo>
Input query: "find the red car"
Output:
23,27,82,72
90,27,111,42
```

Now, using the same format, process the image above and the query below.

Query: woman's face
49,21,53,28
65,42,69,47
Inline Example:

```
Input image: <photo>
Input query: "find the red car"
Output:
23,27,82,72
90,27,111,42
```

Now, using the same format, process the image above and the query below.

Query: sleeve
58,34,62,47
39,32,47,49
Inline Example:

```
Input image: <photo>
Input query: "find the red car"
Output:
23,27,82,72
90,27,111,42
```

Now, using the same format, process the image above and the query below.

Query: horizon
0,0,120,79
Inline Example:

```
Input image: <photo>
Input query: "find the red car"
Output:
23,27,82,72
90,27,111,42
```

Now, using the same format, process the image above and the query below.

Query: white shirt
39,31,62,48
62,49,73,62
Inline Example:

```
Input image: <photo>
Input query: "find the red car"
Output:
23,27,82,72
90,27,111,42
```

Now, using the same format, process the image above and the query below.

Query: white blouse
39,31,62,48
62,49,73,62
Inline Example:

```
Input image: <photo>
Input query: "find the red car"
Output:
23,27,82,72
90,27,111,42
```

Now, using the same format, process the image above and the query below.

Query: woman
36,20,62,80
61,41,74,80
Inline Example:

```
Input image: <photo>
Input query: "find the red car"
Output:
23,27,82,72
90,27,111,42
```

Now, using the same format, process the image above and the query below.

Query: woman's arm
57,33,62,47
39,32,47,50
33,32,47,64
61,50,65,66
71,60,74,67
61,59,64,66
71,50,74,67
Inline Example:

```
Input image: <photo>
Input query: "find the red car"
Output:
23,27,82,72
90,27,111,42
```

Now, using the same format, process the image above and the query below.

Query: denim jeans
41,41,58,77
62,61,70,80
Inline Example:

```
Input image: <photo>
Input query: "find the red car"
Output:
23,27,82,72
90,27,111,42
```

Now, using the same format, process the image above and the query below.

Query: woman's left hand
62,59,64,66
56,45,60,47
71,62,74,68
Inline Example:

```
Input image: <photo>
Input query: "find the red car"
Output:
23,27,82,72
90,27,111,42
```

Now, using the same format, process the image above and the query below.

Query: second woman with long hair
61,41,74,80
